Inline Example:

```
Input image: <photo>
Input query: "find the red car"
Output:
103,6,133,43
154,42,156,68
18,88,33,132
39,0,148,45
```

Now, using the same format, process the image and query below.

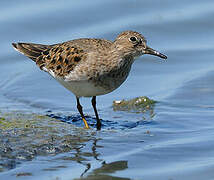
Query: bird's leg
91,96,101,130
76,97,89,129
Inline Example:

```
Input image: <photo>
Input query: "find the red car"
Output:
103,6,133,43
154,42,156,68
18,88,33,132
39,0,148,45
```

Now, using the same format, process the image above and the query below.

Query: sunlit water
1,0,214,179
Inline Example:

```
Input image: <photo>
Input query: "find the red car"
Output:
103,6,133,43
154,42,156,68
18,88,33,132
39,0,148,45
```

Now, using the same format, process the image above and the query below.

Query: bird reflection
76,160,130,180
56,131,129,179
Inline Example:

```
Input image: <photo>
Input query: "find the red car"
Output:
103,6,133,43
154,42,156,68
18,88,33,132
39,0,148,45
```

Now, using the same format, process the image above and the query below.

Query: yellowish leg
82,117,89,129
76,97,90,129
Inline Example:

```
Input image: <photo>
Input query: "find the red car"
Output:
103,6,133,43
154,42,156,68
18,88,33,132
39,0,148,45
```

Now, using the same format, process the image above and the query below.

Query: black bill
145,46,167,59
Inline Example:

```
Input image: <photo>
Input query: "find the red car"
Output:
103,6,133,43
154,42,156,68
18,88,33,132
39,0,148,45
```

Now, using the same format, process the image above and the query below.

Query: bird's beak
145,46,167,60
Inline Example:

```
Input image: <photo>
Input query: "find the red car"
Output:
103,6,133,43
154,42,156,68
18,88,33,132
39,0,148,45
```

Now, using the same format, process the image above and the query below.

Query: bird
12,30,167,130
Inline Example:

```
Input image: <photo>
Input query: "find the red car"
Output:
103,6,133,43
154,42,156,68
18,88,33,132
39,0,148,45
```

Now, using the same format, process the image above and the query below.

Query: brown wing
12,42,87,77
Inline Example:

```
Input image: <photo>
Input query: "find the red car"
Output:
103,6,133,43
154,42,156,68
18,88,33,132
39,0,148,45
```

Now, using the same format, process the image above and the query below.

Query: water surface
0,0,214,179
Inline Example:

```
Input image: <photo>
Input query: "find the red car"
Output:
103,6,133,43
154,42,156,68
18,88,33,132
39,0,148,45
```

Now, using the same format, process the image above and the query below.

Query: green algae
0,111,96,172
113,96,156,112
0,113,37,130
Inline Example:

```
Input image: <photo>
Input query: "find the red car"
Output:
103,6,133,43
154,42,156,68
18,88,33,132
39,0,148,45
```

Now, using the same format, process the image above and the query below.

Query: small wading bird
12,31,167,130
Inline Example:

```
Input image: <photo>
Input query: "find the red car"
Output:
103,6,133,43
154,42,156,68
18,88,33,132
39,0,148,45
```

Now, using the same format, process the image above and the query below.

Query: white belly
56,78,112,97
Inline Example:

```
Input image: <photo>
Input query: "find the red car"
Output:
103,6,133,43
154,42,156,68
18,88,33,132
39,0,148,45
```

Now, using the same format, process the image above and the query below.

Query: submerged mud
0,112,96,173
0,97,155,173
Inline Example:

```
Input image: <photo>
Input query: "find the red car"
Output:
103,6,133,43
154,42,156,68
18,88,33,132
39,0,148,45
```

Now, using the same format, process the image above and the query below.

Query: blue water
1,0,214,179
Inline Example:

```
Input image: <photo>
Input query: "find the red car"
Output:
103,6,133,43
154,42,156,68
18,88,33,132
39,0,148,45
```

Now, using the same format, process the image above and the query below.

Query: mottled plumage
12,30,167,130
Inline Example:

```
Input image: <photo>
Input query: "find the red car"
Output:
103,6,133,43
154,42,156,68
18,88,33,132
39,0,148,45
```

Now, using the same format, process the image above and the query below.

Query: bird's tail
12,42,51,62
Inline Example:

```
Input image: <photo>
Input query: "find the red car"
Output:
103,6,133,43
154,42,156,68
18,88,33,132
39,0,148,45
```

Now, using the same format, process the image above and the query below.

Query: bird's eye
129,36,137,42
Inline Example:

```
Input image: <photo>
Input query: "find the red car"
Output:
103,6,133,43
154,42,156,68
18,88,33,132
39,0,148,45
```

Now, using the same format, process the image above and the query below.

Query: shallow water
1,0,214,179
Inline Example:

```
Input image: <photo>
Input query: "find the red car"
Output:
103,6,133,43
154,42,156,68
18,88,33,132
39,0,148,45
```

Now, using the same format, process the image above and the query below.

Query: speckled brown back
41,43,87,77
12,38,112,77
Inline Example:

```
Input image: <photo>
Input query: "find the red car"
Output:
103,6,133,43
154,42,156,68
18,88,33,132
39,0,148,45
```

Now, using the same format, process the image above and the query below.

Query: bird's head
113,31,167,60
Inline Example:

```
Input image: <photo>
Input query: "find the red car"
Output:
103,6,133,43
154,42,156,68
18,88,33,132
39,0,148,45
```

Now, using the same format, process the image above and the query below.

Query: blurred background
0,0,214,179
